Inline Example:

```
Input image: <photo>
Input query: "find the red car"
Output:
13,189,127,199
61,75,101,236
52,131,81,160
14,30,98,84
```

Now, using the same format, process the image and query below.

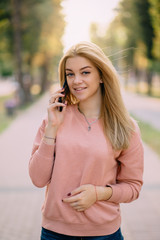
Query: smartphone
58,78,69,112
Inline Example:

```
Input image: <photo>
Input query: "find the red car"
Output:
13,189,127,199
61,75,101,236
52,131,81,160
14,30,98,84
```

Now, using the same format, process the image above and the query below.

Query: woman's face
65,56,102,103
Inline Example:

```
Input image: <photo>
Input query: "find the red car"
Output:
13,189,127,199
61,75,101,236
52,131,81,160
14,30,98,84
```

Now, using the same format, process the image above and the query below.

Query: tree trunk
146,69,153,96
134,67,141,93
40,58,49,94
11,0,23,86
11,0,31,104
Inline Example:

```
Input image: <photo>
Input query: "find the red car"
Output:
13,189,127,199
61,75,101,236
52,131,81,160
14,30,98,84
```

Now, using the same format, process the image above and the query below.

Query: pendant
88,126,91,131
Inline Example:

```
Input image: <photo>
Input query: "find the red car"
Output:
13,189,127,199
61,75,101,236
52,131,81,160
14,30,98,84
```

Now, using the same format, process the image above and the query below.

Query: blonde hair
58,41,134,150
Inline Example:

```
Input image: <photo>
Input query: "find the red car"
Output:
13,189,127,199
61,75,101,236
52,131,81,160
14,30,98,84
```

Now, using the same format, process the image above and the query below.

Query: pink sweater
29,104,144,236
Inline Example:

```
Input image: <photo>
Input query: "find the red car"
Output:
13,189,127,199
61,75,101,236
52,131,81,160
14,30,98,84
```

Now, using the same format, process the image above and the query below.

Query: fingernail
67,192,71,196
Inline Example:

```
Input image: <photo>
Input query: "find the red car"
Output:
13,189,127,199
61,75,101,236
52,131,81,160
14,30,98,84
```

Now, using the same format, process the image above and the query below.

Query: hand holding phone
58,79,69,112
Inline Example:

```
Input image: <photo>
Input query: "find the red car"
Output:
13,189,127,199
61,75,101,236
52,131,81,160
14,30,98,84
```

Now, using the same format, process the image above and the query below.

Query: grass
0,93,41,134
0,94,16,133
133,116,160,157
0,115,14,133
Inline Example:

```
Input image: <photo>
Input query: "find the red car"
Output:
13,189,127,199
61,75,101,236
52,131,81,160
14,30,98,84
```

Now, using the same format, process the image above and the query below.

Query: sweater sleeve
108,121,144,203
29,119,55,188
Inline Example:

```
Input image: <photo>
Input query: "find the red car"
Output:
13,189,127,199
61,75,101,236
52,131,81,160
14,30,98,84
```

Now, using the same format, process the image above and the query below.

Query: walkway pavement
0,93,49,240
121,90,160,240
121,143,160,240
0,87,160,239
122,89,160,130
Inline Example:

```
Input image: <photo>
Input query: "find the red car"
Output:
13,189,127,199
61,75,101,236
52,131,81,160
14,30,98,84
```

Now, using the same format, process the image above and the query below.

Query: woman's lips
74,87,87,92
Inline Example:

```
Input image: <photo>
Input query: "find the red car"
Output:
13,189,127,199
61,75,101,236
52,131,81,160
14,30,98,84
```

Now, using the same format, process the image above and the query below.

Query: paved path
121,89,160,239
122,90,160,130
0,88,160,239
0,93,49,240
121,143,160,240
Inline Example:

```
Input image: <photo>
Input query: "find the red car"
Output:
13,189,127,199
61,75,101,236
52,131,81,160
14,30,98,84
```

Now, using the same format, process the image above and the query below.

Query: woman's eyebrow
65,66,92,71
80,66,92,70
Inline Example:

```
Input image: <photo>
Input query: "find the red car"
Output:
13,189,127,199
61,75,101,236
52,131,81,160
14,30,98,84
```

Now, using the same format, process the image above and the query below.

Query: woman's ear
99,79,103,83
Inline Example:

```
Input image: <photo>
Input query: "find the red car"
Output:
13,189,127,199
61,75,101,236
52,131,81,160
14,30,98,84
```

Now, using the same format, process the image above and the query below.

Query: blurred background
0,0,160,239
0,0,160,131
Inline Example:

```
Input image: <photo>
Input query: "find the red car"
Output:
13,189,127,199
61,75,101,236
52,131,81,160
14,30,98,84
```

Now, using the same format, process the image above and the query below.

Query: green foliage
90,0,160,97
0,94,14,133
0,0,13,75
135,117,160,157
117,0,155,61
90,0,158,62
134,0,154,59
0,0,65,98
148,0,160,60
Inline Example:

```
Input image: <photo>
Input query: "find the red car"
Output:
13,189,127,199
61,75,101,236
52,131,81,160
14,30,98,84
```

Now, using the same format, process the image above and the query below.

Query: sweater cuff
106,184,122,203
37,140,55,159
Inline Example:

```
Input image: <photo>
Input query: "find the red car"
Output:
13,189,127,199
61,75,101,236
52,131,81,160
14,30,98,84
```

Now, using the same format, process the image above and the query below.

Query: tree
0,0,65,103
0,0,13,76
90,0,160,96
149,0,160,60
11,0,25,100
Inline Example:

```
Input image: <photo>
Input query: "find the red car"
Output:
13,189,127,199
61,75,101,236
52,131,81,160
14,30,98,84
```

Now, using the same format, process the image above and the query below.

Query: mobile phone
58,78,69,112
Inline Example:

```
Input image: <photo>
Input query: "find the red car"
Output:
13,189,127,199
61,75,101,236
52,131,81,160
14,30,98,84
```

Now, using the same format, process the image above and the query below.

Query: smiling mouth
74,87,87,92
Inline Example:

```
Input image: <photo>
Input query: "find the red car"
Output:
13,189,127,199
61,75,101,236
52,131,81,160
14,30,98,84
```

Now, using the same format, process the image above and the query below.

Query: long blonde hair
58,41,134,150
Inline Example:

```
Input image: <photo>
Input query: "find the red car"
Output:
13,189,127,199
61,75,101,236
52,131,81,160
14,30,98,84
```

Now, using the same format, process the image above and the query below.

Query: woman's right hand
46,88,67,132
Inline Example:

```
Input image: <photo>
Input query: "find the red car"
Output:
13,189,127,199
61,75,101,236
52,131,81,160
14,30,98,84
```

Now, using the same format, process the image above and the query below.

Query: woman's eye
82,71,90,75
66,73,74,77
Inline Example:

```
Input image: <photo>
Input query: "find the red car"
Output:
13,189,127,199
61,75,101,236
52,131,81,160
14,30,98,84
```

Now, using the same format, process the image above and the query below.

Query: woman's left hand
62,184,97,212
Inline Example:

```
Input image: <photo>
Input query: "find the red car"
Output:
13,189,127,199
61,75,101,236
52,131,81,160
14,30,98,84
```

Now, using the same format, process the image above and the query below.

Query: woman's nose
73,75,83,84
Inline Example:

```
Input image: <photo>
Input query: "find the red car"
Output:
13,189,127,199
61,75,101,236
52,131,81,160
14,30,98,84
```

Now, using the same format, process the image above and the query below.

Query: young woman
29,41,144,240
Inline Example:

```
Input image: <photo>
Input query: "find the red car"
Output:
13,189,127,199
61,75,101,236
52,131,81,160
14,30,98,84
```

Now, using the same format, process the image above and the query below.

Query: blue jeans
40,227,124,240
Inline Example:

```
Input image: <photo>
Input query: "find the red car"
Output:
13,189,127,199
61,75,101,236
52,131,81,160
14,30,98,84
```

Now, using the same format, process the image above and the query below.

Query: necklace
78,106,99,131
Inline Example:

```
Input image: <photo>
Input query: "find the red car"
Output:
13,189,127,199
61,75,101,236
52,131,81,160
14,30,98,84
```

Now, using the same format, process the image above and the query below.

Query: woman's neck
78,97,102,119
